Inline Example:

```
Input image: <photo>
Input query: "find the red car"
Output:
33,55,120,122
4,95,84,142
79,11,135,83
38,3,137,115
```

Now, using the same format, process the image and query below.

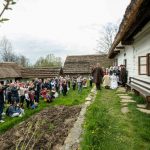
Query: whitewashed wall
133,21,150,82
0,78,15,84
115,21,150,92
115,45,134,80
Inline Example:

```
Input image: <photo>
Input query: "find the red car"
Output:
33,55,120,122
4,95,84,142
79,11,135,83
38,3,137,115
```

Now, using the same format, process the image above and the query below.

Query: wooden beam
122,2,150,42
122,38,134,45
116,46,125,49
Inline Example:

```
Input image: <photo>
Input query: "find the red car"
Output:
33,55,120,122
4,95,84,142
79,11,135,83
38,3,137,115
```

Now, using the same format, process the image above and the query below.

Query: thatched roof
0,62,22,79
21,67,60,79
0,62,61,79
64,61,90,74
64,54,113,75
108,0,150,58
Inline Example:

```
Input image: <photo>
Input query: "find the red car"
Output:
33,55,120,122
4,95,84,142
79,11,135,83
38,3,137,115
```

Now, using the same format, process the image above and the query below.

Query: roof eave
108,0,144,59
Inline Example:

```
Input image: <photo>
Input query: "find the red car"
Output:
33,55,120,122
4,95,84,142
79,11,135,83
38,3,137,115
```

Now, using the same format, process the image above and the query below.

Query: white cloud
0,0,130,64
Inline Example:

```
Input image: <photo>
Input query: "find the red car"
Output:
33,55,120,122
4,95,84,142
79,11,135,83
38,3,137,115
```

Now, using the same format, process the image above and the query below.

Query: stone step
119,96,132,99
137,108,150,114
85,97,92,101
120,99,136,103
137,104,146,109
116,87,126,93
117,94,128,96
121,107,129,114
122,103,128,106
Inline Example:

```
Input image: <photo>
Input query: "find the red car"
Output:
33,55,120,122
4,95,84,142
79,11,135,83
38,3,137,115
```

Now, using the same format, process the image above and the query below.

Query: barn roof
64,61,90,74
0,62,22,79
0,62,61,79
21,67,60,79
64,54,113,75
108,0,150,58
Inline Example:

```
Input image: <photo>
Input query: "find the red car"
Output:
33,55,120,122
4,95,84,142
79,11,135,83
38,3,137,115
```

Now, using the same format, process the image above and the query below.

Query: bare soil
0,106,81,150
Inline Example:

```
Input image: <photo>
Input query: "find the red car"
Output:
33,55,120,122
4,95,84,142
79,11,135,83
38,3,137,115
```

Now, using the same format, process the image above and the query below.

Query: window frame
138,55,147,75
147,53,150,76
114,58,118,66
124,59,127,68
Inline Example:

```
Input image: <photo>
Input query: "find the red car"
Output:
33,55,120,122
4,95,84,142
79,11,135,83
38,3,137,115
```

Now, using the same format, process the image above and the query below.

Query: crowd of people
0,76,89,123
0,64,127,123
92,63,128,90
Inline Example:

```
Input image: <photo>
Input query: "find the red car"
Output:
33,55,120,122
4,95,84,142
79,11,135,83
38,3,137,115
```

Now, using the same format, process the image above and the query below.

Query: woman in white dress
103,71,110,89
110,73,118,89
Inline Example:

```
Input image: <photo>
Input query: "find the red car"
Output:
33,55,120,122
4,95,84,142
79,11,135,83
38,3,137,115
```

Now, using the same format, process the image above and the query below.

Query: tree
18,55,29,67
0,36,14,61
97,22,118,54
34,54,62,67
0,37,29,67
0,0,16,23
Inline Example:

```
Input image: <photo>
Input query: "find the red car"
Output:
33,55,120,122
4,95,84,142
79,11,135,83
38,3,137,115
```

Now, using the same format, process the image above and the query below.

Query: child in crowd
89,75,93,88
29,90,35,108
77,76,83,93
62,79,67,96
82,78,87,88
45,90,52,103
25,90,30,108
72,78,76,90
41,88,47,101
6,102,24,117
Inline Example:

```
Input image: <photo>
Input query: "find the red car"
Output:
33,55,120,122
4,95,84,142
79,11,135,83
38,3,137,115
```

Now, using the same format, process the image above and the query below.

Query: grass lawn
52,87,91,106
81,88,150,150
0,86,91,134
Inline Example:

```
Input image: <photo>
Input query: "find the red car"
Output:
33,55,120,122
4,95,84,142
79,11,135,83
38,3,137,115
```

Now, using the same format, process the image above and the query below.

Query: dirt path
0,106,81,150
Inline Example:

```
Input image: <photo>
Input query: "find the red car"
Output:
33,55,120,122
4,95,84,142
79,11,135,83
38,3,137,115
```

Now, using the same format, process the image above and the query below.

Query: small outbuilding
64,54,113,77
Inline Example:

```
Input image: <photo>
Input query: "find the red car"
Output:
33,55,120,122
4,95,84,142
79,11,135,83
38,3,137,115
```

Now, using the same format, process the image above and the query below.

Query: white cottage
108,0,150,108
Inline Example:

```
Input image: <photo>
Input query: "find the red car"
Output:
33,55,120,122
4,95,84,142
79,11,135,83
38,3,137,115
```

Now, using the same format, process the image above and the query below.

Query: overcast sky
0,0,130,64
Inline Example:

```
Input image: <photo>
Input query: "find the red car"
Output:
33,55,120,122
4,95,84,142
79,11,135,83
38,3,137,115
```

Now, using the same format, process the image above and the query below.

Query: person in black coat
120,65,128,87
0,83,8,122
72,78,76,90
92,63,104,90
62,80,67,96
34,79,41,103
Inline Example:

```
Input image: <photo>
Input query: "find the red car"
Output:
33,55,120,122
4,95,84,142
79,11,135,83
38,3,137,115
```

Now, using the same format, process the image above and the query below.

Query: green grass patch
129,93,145,104
52,87,91,106
81,88,150,150
0,86,91,134
0,102,52,134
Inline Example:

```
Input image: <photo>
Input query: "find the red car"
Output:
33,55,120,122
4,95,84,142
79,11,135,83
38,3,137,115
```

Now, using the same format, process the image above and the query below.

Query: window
124,59,127,68
147,53,150,76
138,54,149,75
114,59,118,66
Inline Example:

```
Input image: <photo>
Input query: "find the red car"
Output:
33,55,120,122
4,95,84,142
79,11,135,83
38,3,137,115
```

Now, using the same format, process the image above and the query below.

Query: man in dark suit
92,63,104,90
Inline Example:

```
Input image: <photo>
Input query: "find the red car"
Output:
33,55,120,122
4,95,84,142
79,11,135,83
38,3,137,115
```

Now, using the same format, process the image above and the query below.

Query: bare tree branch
0,36,29,67
96,22,118,54
0,0,16,23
